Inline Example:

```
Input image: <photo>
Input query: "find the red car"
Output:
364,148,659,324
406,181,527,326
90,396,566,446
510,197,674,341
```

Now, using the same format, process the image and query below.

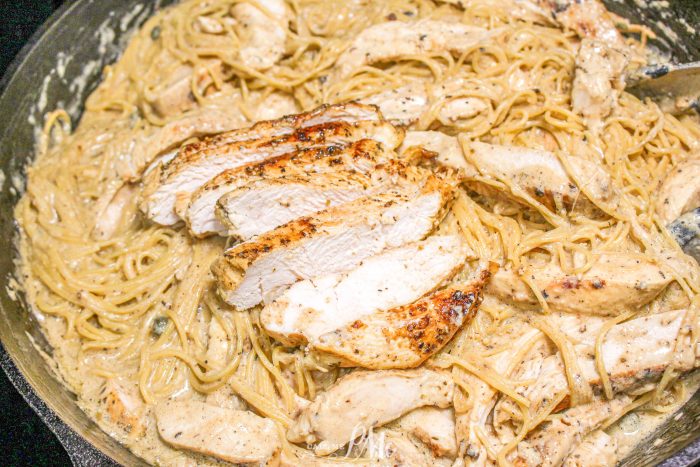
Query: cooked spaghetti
15,0,700,465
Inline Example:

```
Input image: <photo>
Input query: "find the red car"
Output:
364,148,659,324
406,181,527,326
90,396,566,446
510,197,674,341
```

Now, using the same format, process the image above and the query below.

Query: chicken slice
155,400,280,464
373,429,453,466
488,253,672,315
217,171,372,241
179,102,382,160
656,158,700,225
394,407,457,458
141,119,403,225
262,234,470,346
287,369,454,455
360,81,429,125
515,395,630,467
92,184,138,240
401,131,473,172
115,96,247,182
360,78,489,126
313,265,493,369
572,39,629,134
100,378,146,437
213,176,454,309
506,310,690,418
232,0,288,71
335,20,498,78
147,60,221,118
218,163,431,240
531,0,628,49
562,429,618,467
186,139,394,237
467,142,614,216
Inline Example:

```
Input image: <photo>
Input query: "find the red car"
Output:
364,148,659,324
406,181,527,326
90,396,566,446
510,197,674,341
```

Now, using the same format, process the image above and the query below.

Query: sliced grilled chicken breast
231,0,287,71
177,102,382,161
572,39,628,134
99,378,146,437
468,142,613,215
142,119,403,225
313,265,493,369
360,78,489,126
531,0,628,49
213,176,454,309
217,162,430,240
488,253,672,315
656,157,700,224
402,131,473,172
216,172,371,241
515,395,631,467
155,400,280,464
287,368,454,455
261,234,469,346
509,310,689,417
395,407,458,458
187,139,394,237
335,20,498,78
114,100,246,182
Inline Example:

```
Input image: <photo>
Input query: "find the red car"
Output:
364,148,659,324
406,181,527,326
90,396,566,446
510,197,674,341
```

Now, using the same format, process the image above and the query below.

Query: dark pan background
0,1,71,465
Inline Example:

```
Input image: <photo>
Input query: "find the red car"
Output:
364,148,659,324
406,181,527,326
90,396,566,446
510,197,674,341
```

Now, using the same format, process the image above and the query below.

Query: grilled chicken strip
187,139,395,237
141,119,403,225
287,368,454,456
488,253,672,315
155,400,280,464
177,102,382,162
217,172,370,241
656,157,700,224
114,98,246,182
360,78,489,126
395,407,458,458
467,142,614,216
401,131,472,172
572,39,628,134
261,234,469,346
99,378,146,437
313,265,492,369
232,0,288,71
335,20,499,78
515,395,631,467
506,310,690,417
562,430,618,467
216,162,428,241
213,176,454,309
373,429,453,467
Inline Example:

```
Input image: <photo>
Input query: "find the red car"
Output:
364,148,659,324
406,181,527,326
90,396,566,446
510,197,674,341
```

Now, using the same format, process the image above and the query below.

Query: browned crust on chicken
176,102,382,161
212,174,456,294
315,265,495,369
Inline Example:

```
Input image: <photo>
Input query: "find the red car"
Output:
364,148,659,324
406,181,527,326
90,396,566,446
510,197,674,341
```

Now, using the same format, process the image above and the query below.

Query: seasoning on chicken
562,430,618,467
213,176,454,309
261,234,470,345
394,407,458,458
313,264,493,369
515,395,631,466
401,131,473,172
231,0,288,71
572,39,628,134
488,253,672,315
155,399,281,464
186,139,395,237
335,20,499,78
287,368,454,455
141,119,403,225
467,141,613,216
